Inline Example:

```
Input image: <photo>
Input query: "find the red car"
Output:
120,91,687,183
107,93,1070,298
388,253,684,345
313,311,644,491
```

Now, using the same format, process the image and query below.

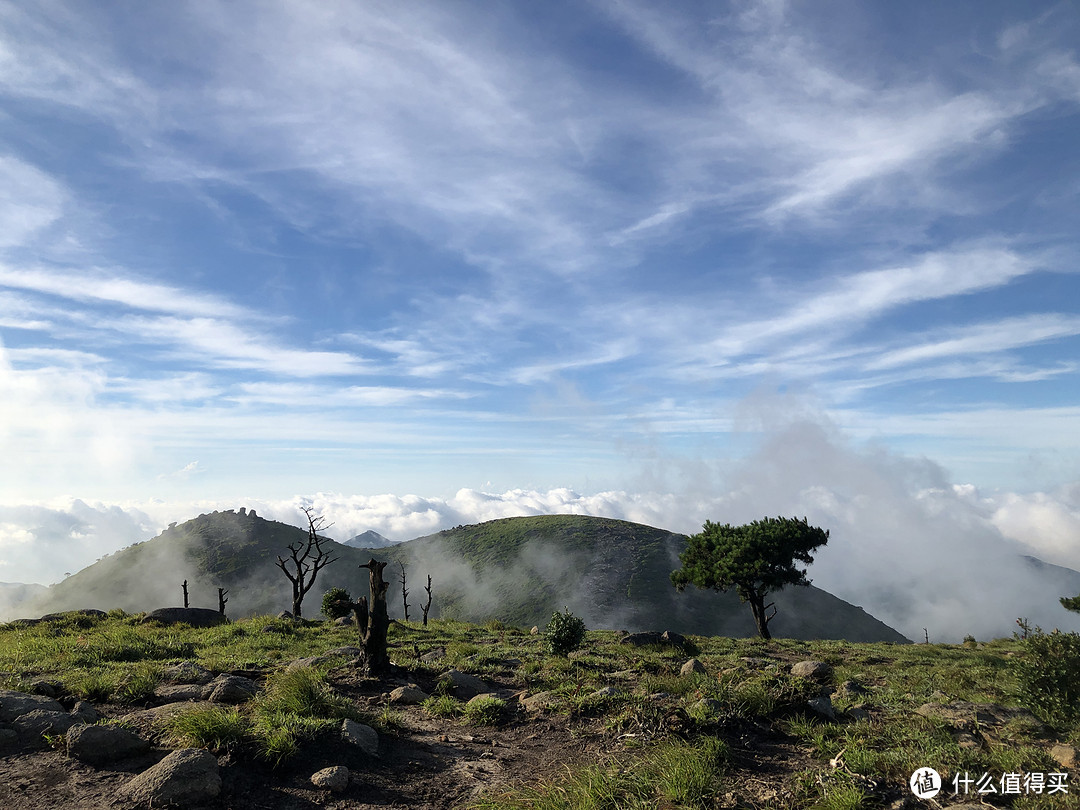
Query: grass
2,612,1078,806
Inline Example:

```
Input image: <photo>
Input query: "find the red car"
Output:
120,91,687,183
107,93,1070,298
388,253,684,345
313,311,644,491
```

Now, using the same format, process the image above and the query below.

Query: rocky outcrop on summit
142,607,227,627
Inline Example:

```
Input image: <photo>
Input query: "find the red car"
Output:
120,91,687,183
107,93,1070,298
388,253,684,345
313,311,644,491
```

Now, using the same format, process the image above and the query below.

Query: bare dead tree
275,507,339,618
218,588,229,616
182,580,189,608
350,558,390,676
399,562,410,622
421,575,433,627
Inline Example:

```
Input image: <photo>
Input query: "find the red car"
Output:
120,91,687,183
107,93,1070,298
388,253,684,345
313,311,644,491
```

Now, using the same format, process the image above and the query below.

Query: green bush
545,607,587,657
1011,629,1080,725
321,587,353,620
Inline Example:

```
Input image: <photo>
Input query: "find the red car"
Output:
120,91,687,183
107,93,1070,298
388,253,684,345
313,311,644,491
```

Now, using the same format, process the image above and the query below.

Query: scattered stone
915,701,1039,730
439,669,489,699
155,684,206,703
0,689,64,722
142,607,227,628
1051,743,1078,769
806,696,836,721
161,661,213,684
341,719,379,757
28,679,63,699
120,747,221,807
846,707,871,723
791,661,834,681
837,679,869,697
466,693,499,706
334,615,353,626
203,674,258,704
40,609,107,622
738,657,772,669
311,765,350,792
420,647,446,663
389,685,430,705
661,630,687,647
13,709,75,740
589,686,623,700
530,626,539,635
680,658,706,676
69,701,101,724
277,611,295,620
521,691,561,713
325,645,364,658
67,722,150,765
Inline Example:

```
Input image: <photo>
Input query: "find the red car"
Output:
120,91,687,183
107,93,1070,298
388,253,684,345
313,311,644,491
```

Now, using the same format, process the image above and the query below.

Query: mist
3,422,1079,639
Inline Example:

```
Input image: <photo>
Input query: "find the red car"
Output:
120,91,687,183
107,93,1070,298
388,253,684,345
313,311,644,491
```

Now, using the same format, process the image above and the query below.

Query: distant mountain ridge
19,510,910,642
343,530,394,549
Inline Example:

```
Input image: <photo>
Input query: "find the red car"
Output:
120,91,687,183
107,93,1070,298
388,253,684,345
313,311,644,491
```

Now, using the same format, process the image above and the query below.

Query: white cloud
0,157,66,248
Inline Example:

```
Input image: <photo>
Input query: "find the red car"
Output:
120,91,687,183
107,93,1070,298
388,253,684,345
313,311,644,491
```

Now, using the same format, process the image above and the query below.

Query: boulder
120,748,221,806
680,658,706,676
341,719,379,757
334,615,353,626
420,647,446,663
141,607,227,628
1051,743,1077,769
27,679,63,698
530,626,540,635
389,685,430,705
161,661,214,684
311,765,350,792
620,632,665,647
661,630,687,647
791,661,834,681
521,691,561,713
0,689,64,722
439,669,489,699
70,701,101,724
67,723,150,765
806,696,837,721
0,727,17,750
155,684,206,703
13,709,75,740
203,674,258,703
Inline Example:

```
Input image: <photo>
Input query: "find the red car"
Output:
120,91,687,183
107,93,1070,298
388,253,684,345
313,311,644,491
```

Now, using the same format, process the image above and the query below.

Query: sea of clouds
3,421,1079,641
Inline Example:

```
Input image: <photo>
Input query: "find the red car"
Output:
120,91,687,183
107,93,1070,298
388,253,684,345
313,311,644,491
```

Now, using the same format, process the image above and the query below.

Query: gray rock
620,631,666,647
311,765,350,792
0,728,18,750
67,722,150,765
277,611,295,620
661,630,687,647
1051,743,1077,769
791,661,834,681
341,719,379,757
420,647,446,663
389,685,430,705
529,626,539,635
439,669,489,699
203,674,258,703
846,707,871,722
589,686,623,700
161,661,213,684
837,679,869,697
155,684,206,703
806,695,837,721
69,701,101,724
13,709,75,740
0,689,64,722
680,658,706,676
28,679,63,699
120,748,221,806
142,607,227,628
325,646,364,658
334,615,353,626
521,691,561,713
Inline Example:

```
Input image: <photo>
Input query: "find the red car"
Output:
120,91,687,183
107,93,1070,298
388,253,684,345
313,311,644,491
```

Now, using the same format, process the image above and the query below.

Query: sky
2,1,1080,638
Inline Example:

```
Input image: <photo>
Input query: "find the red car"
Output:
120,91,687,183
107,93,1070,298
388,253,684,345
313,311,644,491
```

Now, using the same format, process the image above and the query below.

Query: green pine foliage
321,587,353,620
545,607,587,656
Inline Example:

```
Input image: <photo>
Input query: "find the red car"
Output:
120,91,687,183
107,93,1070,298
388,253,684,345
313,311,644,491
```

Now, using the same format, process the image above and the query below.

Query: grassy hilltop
25,511,909,643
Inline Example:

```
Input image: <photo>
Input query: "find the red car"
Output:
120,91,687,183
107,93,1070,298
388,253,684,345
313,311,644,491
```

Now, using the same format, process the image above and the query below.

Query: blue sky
3,2,1080,636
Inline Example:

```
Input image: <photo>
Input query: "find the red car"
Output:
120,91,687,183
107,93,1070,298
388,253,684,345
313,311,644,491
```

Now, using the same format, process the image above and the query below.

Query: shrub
462,695,506,725
546,607,586,656
321,587,353,620
1012,629,1080,725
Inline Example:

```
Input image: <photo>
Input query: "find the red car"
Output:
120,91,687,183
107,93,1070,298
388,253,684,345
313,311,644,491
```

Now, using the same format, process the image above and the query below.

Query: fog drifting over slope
3,421,1079,640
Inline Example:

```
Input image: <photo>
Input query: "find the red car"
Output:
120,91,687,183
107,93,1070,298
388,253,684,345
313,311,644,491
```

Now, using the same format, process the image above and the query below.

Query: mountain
343,530,394,549
20,509,909,642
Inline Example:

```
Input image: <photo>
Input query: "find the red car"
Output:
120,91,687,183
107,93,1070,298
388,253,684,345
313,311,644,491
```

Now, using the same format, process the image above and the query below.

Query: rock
1051,743,1078,769
0,689,64,722
203,674,258,703
915,701,1039,730
837,679,869,697
530,626,539,635
67,722,150,765
70,701,101,724
846,707,871,722
120,748,221,806
521,691,561,713
311,765,350,792
13,709,75,740
439,669,489,699
680,658,706,676
661,630,687,647
0,727,17,750
806,696,836,721
791,661,834,681
142,607,227,628
589,686,623,699
161,661,214,684
466,693,499,706
341,719,379,757
955,731,982,751
738,657,772,670
420,647,447,663
155,684,206,703
389,685,430,705
40,609,107,622
28,679,63,699
334,615,353,626
277,611,295,620
620,631,666,647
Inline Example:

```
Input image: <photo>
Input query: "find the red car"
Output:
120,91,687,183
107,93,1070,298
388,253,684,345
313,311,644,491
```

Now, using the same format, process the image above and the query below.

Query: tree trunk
422,575,432,627
218,588,228,616
182,580,189,609
292,582,303,618
355,558,390,676
747,592,773,640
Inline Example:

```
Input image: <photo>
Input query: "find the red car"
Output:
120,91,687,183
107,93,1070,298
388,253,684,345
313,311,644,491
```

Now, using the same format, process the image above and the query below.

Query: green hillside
25,510,909,642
